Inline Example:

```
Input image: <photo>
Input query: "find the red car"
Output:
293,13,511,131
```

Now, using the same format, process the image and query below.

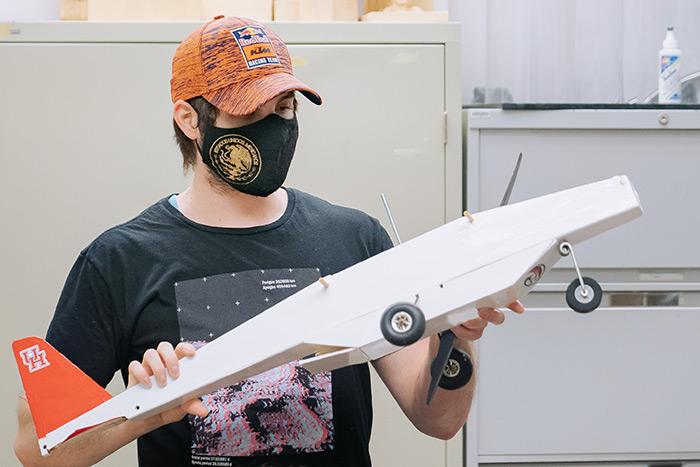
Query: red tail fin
13,337,112,438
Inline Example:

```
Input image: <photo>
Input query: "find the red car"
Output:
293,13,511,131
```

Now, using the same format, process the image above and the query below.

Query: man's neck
175,170,288,228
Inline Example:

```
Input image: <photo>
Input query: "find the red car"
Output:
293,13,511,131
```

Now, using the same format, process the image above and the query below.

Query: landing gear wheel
380,303,426,346
566,276,602,313
438,348,473,390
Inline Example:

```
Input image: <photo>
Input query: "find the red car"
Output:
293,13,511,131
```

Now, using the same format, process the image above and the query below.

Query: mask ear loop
192,107,212,166
196,140,209,165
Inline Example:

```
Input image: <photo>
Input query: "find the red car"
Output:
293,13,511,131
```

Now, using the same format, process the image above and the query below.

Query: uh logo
20,344,50,373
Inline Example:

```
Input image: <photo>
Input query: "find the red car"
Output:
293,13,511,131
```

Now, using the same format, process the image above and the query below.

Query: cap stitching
172,17,321,110
197,20,214,93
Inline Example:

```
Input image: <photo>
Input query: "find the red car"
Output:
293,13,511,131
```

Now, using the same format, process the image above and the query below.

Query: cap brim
203,72,322,116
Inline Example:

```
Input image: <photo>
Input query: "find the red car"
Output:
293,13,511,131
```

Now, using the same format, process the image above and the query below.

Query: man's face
196,91,300,196
214,92,296,129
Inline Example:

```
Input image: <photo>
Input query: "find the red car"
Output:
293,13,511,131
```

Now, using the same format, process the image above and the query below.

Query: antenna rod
500,152,523,207
380,193,402,245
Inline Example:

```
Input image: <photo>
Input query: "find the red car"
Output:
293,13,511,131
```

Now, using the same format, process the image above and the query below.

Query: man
15,16,523,467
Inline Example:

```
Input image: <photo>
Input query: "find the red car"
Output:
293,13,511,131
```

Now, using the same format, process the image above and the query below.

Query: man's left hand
450,301,524,341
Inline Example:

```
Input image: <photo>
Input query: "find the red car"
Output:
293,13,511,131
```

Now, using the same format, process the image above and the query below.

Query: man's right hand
127,341,209,425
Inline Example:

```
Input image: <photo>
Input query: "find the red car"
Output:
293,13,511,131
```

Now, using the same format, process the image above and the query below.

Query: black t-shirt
46,188,393,467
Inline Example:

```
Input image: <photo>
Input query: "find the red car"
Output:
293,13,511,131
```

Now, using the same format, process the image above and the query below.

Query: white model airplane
14,175,642,456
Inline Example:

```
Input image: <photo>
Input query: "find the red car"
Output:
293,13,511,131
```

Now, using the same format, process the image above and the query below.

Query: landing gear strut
559,241,602,313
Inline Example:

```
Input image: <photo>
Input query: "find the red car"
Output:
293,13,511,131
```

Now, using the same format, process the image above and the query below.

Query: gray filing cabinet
0,21,462,467
464,108,700,466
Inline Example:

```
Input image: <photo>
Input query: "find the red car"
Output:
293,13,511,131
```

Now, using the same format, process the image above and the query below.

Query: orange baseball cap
171,16,322,116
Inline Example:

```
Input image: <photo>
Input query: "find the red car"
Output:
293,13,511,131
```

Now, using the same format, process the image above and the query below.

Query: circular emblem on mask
209,135,261,185
524,264,546,287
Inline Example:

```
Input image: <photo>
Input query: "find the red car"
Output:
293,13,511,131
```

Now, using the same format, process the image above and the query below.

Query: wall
452,0,700,105
0,0,60,19
6,0,698,105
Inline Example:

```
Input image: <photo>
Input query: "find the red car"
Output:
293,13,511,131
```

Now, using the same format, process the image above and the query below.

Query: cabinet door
473,126,700,268
0,42,186,467
478,307,700,461
286,43,453,467
287,44,447,242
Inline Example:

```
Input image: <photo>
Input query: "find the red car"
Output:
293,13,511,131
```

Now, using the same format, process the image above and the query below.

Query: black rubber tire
438,348,474,390
380,302,426,346
566,276,602,313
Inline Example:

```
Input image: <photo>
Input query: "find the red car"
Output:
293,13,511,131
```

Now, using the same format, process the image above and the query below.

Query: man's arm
15,396,162,467
373,303,524,439
14,342,207,467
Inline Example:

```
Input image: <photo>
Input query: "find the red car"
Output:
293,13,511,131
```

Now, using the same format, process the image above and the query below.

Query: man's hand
127,342,209,424
450,301,525,341
372,300,525,439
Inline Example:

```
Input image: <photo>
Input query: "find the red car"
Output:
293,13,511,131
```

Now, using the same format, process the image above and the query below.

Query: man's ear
173,100,200,140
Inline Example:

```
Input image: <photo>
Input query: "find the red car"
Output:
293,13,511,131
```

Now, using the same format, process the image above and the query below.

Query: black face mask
199,114,298,197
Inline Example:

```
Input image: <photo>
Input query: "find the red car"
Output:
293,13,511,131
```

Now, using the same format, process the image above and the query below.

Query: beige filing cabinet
0,21,463,466
464,108,700,466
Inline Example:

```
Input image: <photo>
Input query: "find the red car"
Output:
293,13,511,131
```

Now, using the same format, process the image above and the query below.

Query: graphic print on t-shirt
174,268,334,461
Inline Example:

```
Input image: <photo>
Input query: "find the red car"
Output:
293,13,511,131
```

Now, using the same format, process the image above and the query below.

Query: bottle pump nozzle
663,26,678,49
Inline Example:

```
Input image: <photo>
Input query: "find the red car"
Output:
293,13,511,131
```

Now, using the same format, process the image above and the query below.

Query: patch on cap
230,26,280,70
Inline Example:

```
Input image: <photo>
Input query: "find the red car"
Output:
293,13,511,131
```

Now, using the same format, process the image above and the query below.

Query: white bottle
659,26,682,104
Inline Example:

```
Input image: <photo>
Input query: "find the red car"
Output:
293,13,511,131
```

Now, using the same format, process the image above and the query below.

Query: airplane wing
299,238,559,361
13,175,643,456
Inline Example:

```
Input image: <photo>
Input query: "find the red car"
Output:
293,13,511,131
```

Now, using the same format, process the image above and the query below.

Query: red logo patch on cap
231,26,280,69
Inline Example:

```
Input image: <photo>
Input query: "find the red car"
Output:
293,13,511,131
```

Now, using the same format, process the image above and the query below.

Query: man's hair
173,97,219,171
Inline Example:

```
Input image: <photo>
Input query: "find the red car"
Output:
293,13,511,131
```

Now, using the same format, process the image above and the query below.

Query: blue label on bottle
661,55,678,73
